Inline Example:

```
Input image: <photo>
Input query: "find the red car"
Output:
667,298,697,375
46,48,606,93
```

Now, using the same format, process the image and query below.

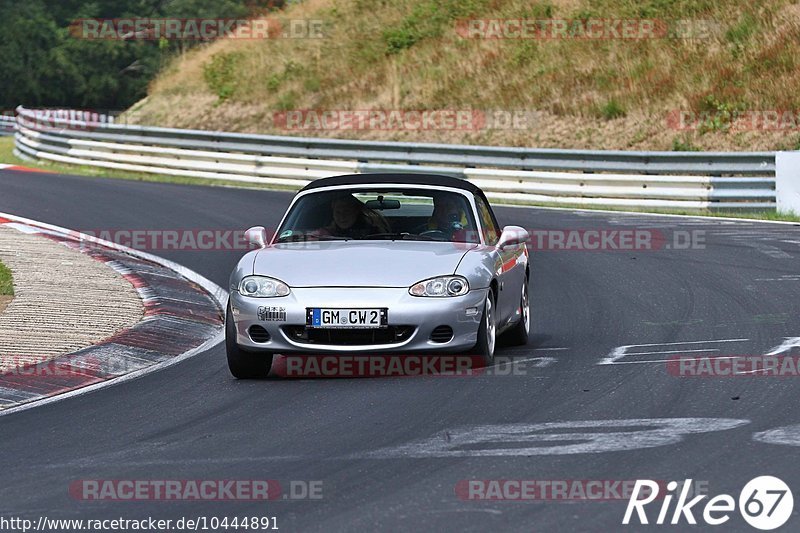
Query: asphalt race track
1,169,800,532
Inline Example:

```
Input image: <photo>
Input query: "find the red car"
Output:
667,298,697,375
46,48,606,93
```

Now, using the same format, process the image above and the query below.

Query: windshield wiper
277,233,353,243
361,232,438,241
315,235,353,241
276,234,306,243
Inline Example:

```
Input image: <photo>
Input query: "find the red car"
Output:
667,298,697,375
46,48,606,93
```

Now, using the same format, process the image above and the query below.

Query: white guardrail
0,114,16,136
10,106,782,211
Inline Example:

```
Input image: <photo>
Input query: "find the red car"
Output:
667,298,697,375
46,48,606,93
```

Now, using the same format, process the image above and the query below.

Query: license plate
307,308,387,328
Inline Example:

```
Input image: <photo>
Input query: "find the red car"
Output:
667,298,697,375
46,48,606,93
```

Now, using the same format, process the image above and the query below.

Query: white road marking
599,338,749,365
492,356,557,370
734,368,770,375
753,425,800,447
622,348,721,356
498,347,569,355
766,337,800,356
360,418,750,458
750,242,793,259
419,509,504,516
607,356,744,365
602,345,629,365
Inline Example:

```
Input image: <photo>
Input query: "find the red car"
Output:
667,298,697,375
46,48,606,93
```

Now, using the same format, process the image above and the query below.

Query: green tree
0,0,283,109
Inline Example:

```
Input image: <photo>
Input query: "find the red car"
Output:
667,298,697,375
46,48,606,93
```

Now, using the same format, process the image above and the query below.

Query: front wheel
472,292,496,367
226,303,273,379
503,280,530,346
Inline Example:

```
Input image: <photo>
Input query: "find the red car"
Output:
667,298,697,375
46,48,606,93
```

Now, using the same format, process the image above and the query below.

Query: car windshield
275,188,480,243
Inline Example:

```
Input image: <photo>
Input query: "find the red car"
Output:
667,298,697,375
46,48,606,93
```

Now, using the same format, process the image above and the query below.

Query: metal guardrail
12,106,777,210
0,115,15,136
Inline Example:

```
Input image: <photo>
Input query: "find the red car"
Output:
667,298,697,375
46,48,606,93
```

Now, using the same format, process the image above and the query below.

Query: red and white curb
0,212,226,417
0,164,44,172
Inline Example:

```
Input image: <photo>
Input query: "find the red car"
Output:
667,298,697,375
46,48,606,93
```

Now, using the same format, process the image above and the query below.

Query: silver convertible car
226,173,531,378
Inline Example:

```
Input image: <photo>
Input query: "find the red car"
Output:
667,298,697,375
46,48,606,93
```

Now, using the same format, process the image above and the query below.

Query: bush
671,136,701,151
600,99,627,120
203,52,242,102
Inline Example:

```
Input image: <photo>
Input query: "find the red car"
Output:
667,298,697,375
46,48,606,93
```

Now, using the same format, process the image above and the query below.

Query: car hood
252,241,477,287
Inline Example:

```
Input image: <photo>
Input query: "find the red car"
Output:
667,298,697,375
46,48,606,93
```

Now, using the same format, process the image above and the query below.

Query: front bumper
229,287,488,354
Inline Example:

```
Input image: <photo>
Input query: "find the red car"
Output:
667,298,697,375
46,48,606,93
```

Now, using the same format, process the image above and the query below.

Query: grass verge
2,137,797,223
0,260,12,296
0,259,13,315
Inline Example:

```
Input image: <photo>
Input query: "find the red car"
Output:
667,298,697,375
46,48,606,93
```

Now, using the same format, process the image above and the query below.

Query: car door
475,196,524,328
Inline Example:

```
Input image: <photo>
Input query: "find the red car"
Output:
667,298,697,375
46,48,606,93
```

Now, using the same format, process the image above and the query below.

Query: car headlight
238,276,290,297
409,276,469,297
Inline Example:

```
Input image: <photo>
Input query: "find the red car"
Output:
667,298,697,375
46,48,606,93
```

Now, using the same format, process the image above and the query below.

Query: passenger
425,194,468,233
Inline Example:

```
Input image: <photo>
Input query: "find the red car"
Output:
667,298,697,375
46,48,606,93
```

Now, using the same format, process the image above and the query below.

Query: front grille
283,326,415,346
430,325,454,343
248,325,271,343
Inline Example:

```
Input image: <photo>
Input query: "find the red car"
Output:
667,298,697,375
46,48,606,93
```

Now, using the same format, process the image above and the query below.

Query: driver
317,194,388,239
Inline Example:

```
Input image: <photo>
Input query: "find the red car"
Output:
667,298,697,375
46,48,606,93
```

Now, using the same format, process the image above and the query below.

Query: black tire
472,291,497,367
503,280,530,346
226,303,273,379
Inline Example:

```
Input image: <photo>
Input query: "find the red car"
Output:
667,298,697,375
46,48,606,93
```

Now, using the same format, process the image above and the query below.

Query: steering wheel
418,229,449,240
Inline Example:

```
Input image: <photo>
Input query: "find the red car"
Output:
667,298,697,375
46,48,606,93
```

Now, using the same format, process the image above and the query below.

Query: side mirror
497,225,529,249
245,226,268,248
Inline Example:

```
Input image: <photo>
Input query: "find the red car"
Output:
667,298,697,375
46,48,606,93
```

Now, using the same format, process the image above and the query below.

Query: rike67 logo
623,476,793,530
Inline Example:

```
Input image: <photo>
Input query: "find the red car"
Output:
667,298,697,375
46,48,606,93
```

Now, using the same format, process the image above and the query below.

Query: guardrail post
776,152,800,215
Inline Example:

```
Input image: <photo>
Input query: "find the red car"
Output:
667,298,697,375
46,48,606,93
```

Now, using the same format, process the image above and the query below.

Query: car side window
475,197,500,245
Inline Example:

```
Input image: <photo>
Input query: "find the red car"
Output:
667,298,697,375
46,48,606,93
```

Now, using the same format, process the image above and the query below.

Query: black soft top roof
299,173,485,197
